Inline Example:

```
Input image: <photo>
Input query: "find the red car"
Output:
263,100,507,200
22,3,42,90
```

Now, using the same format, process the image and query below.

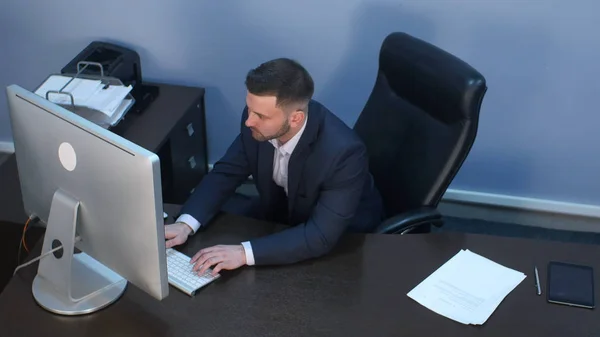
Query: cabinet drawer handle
186,123,195,137
188,156,196,169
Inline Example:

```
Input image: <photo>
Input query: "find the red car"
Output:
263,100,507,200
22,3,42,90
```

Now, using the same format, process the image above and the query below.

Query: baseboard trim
442,189,600,219
440,190,600,233
0,141,14,154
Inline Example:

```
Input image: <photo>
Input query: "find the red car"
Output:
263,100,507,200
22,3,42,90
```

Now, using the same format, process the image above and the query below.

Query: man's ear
289,110,305,127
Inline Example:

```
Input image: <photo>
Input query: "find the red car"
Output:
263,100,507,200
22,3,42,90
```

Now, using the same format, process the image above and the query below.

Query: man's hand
165,222,193,248
191,245,247,276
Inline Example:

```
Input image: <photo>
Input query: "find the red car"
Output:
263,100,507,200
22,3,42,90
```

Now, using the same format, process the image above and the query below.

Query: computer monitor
6,84,169,315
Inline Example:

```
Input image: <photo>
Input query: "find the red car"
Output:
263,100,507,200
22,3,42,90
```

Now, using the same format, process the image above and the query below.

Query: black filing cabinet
160,96,208,204
114,82,209,204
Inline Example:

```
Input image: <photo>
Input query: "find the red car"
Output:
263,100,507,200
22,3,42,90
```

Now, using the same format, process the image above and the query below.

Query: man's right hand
165,222,193,248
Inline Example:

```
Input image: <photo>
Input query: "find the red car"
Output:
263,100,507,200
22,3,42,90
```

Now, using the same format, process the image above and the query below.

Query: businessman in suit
164,58,383,275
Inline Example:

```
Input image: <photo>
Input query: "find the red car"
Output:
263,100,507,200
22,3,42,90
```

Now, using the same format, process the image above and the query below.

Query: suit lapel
287,146,309,215
286,101,322,215
257,141,274,202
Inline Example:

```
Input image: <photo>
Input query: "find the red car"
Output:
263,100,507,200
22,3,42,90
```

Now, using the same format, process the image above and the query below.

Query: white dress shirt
176,116,308,266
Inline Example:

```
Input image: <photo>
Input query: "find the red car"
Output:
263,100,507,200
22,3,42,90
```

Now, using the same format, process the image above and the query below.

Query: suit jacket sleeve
249,142,368,265
179,132,251,228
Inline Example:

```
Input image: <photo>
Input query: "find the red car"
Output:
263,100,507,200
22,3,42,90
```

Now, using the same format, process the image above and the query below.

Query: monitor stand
31,189,127,315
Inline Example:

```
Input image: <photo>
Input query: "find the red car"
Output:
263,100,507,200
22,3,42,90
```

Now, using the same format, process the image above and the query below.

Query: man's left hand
191,245,247,276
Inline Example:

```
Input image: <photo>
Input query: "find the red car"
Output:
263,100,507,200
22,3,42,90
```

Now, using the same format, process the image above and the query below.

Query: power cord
17,215,38,265
13,235,82,276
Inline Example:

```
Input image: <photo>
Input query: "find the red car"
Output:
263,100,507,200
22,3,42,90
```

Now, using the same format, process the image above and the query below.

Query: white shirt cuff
241,241,255,266
175,214,201,234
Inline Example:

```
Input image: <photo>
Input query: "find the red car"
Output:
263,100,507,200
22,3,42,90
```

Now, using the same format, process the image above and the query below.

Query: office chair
353,32,487,235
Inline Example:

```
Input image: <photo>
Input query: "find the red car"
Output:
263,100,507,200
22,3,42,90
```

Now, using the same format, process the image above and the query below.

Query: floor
0,153,8,167
438,216,600,245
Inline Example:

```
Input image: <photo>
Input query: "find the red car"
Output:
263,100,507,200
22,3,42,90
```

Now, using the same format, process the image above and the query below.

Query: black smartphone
547,261,595,309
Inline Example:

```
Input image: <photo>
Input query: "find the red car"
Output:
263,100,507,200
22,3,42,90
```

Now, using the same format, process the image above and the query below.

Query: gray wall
1,0,599,206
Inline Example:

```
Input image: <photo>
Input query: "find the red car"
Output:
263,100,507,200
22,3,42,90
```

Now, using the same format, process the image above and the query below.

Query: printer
60,41,159,116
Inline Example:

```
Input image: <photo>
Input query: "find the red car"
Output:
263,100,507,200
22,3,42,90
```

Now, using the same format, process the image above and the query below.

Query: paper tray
34,72,135,129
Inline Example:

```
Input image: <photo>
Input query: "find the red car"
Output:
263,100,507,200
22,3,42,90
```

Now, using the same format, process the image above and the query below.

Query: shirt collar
269,114,308,155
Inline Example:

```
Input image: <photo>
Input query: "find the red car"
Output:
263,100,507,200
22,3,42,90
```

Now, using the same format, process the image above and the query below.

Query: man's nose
245,115,255,128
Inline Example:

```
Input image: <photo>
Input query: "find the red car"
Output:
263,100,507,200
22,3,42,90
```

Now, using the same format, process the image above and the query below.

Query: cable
22,217,31,252
13,235,81,276
17,234,24,266
17,215,38,265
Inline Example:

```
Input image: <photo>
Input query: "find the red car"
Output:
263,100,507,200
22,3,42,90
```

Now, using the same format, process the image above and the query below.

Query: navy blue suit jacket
181,100,383,265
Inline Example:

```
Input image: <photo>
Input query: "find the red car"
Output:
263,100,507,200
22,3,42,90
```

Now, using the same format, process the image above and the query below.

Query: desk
1,210,599,336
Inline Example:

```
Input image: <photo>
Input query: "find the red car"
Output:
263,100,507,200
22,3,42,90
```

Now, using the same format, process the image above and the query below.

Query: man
164,58,383,275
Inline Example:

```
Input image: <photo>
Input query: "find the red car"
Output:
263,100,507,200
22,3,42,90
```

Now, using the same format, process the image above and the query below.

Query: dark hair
245,58,314,110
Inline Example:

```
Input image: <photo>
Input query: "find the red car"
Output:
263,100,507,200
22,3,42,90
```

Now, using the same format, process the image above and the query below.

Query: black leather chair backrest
353,32,487,219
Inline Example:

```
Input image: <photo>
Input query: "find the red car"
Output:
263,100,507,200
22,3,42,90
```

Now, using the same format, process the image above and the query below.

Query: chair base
405,224,431,234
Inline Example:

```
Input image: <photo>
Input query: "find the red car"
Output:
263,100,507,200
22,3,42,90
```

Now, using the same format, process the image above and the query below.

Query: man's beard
251,119,291,142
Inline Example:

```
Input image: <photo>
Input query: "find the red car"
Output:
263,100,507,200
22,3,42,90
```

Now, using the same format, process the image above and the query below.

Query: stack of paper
34,75,132,118
407,249,526,325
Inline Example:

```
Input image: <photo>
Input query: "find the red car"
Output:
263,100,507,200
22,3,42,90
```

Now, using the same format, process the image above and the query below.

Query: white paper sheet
407,249,526,325
35,75,132,117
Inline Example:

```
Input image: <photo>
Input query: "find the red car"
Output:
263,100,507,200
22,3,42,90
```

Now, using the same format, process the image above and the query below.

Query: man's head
244,58,314,143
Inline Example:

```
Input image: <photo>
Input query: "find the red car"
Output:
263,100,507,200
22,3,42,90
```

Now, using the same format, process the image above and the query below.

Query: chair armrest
375,207,443,234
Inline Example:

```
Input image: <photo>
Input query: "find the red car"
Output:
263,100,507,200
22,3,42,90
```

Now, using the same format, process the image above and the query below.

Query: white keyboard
166,248,220,296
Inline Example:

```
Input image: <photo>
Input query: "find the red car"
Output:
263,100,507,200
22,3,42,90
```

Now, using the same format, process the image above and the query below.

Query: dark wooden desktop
1,203,600,336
